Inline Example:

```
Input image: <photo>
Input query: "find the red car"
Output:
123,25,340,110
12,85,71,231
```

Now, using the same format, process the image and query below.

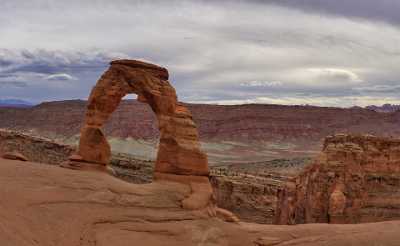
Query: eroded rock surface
276,134,400,224
211,172,287,224
1,159,400,246
60,59,220,216
75,60,208,178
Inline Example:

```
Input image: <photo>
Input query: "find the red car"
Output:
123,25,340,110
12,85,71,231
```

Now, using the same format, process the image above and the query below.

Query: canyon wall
4,100,400,163
2,100,400,144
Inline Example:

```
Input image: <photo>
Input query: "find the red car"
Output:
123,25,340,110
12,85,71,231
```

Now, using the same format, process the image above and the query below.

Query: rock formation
210,172,287,224
70,60,209,179
0,129,305,223
60,60,229,216
1,129,291,223
276,134,400,224
0,129,69,163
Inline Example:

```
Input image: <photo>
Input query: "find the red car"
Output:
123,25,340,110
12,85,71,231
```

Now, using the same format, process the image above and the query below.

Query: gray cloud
0,81,27,88
354,84,400,93
266,0,400,27
0,1,399,106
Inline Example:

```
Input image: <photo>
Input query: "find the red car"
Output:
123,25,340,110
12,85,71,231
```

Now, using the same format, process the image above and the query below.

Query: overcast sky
1,0,400,107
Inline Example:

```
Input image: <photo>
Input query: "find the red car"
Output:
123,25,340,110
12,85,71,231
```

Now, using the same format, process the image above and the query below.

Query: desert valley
2,1,400,245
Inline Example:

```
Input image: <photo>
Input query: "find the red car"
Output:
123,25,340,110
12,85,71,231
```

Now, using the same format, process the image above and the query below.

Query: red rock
0,129,74,164
73,59,209,177
4,98,400,164
275,134,400,224
2,159,400,246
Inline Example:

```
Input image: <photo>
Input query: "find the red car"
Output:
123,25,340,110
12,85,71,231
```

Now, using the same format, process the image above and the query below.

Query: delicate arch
75,60,209,177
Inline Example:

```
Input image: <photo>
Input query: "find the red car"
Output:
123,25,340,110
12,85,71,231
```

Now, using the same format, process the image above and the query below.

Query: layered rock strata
210,170,293,224
276,134,400,224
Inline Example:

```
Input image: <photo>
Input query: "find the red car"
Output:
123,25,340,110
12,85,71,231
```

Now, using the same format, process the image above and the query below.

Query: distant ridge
366,104,400,113
1,99,400,142
0,99,34,108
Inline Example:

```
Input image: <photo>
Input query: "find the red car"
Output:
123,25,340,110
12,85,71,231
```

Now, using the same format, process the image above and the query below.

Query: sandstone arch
70,59,209,178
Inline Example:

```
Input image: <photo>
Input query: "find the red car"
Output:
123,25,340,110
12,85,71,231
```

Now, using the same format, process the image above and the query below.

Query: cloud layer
0,0,399,106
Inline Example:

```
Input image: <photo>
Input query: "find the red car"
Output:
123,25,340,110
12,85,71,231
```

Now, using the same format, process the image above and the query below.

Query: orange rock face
74,59,209,177
276,134,400,224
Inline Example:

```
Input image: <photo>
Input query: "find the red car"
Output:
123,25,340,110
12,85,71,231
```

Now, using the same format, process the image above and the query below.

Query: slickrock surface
276,134,400,224
75,59,209,177
1,159,400,246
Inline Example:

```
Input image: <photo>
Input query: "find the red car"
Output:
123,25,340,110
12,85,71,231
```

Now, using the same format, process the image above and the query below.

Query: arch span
73,59,209,177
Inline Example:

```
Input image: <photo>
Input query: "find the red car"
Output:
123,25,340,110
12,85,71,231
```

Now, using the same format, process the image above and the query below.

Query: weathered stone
59,60,215,214
276,134,400,224
72,59,209,177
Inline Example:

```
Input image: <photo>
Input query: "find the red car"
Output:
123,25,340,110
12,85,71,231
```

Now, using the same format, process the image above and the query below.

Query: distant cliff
2,99,400,166
1,100,400,153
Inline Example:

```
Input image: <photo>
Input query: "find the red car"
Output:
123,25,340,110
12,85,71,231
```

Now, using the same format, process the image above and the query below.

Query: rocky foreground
3,129,400,225
0,129,307,224
1,158,400,246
